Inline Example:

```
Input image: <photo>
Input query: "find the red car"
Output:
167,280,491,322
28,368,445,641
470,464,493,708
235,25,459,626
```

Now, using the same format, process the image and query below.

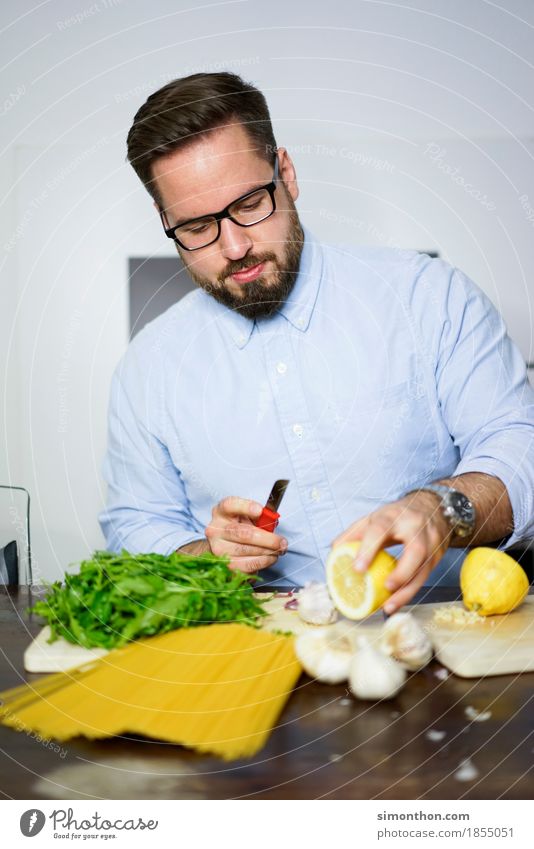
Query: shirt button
276,362,287,374
292,423,304,438
237,334,246,345
296,317,305,329
310,487,321,502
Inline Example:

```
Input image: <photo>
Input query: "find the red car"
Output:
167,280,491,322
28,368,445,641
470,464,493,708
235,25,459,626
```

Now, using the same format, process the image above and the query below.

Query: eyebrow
171,179,270,228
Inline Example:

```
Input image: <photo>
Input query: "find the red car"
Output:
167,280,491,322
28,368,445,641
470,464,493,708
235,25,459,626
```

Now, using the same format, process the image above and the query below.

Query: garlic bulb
297,581,338,626
349,636,407,700
295,624,352,684
379,611,433,671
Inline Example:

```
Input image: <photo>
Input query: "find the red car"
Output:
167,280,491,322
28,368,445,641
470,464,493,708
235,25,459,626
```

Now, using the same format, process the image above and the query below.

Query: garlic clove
464,706,492,722
426,729,447,742
297,581,338,626
434,667,449,680
379,611,433,671
454,757,479,782
349,636,407,700
295,626,352,684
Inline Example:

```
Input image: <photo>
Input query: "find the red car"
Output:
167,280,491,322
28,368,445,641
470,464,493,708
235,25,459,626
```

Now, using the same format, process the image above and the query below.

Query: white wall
2,0,534,580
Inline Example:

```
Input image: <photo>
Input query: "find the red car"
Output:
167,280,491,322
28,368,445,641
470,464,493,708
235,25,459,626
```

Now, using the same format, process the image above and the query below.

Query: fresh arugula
29,550,267,649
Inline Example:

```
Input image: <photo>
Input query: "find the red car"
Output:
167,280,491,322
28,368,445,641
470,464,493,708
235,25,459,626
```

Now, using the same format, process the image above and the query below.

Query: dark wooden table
1,586,533,800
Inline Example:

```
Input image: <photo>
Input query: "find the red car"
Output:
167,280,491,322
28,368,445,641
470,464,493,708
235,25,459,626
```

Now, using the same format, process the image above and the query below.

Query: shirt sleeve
98,358,204,555
416,260,534,547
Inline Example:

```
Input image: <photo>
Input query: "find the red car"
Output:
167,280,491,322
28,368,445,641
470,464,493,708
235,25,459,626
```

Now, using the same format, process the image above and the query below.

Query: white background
1,0,534,580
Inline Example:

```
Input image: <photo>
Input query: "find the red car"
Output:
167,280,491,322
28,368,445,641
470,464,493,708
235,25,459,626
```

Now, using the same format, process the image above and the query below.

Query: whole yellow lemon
460,547,529,616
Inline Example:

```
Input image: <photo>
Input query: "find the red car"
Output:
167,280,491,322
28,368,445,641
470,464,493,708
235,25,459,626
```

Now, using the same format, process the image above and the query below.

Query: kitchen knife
254,479,289,533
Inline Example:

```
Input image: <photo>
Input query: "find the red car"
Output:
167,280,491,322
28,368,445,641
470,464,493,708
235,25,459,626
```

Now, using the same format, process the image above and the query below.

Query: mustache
218,252,278,283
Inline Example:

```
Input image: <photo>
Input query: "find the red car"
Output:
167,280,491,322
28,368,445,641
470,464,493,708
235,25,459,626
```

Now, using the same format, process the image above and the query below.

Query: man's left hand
331,491,452,613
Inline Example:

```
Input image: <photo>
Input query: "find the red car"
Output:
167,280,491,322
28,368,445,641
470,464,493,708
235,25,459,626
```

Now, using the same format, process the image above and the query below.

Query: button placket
257,322,345,557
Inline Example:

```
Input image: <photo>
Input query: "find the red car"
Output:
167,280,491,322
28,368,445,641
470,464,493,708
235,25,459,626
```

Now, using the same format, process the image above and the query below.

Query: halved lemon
326,540,397,619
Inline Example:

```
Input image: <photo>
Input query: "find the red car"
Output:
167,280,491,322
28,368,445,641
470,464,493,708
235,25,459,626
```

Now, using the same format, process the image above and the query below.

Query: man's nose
218,217,253,260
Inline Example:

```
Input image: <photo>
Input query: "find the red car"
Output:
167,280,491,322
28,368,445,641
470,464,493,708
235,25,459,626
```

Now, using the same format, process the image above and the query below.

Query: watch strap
404,484,476,538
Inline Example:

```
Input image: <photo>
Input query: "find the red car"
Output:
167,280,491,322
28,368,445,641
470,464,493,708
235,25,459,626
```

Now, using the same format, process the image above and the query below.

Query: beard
183,199,305,321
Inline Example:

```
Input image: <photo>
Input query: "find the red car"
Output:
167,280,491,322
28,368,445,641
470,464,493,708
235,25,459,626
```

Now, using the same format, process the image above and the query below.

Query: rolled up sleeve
430,265,534,546
98,358,203,555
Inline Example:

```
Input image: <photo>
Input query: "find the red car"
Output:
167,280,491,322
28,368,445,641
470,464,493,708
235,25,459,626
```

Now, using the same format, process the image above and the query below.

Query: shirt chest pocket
335,378,439,502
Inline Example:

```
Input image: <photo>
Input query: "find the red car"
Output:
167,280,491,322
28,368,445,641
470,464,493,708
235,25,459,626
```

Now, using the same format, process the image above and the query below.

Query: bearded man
99,72,534,612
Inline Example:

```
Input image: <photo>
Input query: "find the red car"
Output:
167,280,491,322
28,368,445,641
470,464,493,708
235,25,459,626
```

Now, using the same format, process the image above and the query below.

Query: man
99,72,534,614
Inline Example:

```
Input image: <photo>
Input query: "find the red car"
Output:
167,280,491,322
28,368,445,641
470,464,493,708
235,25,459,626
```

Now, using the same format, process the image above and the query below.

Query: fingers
214,540,280,558
383,565,430,613
213,496,264,522
227,554,280,575
385,536,429,592
334,512,399,571
352,518,393,571
207,497,288,573
382,525,447,613
206,520,287,558
331,495,451,613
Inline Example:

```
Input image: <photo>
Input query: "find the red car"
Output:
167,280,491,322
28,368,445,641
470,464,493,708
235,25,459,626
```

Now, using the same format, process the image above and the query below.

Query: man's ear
276,147,299,202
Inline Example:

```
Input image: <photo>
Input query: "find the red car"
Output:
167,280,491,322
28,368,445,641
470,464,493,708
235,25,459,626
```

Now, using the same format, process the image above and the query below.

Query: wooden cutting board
24,596,534,679
24,627,109,672
408,597,534,678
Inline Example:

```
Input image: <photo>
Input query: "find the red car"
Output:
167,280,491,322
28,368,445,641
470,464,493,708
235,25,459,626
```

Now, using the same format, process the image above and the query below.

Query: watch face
449,491,475,524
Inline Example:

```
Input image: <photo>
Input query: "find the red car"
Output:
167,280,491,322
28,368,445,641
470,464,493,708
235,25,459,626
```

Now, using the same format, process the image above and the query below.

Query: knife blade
254,479,289,532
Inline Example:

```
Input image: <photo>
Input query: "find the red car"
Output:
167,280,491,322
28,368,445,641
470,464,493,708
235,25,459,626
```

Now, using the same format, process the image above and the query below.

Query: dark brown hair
126,72,277,204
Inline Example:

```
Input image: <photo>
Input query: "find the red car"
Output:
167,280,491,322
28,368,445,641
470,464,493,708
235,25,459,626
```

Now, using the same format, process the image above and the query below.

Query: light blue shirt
99,227,534,587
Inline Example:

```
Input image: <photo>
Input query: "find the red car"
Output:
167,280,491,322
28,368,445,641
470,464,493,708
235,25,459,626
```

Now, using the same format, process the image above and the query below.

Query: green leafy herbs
29,550,267,650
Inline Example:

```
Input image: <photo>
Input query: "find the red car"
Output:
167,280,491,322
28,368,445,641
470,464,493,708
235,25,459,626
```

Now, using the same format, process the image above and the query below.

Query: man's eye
239,198,262,211
185,222,210,234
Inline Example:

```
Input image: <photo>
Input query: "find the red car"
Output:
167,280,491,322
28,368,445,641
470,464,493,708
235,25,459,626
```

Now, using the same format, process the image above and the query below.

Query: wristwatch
404,484,476,539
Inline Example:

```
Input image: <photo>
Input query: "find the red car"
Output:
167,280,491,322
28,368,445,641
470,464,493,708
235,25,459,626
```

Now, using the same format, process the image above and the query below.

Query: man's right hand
178,496,288,574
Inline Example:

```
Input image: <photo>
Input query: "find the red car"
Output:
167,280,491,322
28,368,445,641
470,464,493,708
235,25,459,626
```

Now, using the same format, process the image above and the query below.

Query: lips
230,262,265,284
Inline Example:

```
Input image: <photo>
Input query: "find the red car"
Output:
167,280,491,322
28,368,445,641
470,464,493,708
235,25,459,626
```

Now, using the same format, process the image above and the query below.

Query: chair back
0,485,32,585
0,540,18,585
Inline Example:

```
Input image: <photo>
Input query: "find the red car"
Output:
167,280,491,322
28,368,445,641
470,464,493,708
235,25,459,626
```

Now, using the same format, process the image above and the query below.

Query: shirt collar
276,226,323,333
206,226,323,349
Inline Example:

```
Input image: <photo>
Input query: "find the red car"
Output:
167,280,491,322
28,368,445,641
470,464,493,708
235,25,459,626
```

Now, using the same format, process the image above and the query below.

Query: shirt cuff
104,526,206,557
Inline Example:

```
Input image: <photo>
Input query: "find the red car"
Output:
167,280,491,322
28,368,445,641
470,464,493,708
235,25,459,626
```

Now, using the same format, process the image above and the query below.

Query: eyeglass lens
174,187,274,250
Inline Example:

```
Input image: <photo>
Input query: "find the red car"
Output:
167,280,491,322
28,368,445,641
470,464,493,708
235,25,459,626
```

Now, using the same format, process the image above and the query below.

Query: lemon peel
460,547,529,616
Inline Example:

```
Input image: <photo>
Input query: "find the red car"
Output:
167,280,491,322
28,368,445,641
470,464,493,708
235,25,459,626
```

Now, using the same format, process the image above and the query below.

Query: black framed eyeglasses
160,159,279,251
